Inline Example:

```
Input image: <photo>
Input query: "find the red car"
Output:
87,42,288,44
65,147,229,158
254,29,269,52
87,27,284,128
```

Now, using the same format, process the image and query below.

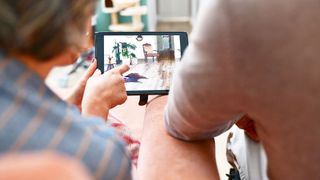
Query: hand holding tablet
82,64,129,117
95,32,189,105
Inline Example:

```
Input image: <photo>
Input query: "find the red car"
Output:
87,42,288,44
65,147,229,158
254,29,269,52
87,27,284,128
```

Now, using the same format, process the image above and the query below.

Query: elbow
164,115,213,141
164,112,236,141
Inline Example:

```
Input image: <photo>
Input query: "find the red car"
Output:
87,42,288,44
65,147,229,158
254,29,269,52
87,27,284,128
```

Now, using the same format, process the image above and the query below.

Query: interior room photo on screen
103,35,182,91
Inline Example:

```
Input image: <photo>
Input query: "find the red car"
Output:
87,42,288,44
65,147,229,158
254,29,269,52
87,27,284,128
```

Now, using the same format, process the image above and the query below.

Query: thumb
80,59,97,81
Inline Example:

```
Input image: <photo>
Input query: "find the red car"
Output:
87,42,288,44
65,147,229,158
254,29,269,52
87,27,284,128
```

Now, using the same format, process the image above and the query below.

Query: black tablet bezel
95,31,188,95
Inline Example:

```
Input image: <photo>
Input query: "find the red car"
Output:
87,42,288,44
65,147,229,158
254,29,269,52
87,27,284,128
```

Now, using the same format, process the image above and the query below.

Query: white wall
199,0,211,8
191,0,211,25
147,0,211,28
147,0,157,31
191,0,199,25
157,0,191,22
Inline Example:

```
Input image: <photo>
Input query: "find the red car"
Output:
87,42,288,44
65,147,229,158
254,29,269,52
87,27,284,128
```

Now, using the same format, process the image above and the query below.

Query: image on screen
103,35,182,91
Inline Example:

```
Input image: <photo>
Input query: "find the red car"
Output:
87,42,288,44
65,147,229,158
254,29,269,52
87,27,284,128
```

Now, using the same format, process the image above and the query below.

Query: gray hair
0,0,96,61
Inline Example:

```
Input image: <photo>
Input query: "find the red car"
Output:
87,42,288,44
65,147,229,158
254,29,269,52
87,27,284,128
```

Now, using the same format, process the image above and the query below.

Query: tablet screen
95,32,188,95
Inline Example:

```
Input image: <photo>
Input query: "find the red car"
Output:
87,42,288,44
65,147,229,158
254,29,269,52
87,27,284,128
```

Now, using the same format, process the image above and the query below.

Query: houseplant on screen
112,42,122,64
121,42,137,65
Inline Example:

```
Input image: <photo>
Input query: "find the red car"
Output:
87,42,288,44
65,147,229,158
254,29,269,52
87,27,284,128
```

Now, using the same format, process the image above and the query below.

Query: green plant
121,42,137,60
129,52,136,59
112,42,121,64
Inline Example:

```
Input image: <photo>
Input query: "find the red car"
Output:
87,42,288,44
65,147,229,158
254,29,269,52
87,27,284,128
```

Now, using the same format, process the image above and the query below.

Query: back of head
0,0,96,61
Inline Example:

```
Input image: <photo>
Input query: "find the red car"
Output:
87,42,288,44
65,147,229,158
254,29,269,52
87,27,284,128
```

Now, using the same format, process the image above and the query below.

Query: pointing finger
112,64,130,75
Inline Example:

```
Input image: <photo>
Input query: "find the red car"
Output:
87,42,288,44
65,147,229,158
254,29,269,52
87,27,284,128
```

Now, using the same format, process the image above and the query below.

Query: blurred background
95,0,208,32
46,0,213,91
46,1,230,179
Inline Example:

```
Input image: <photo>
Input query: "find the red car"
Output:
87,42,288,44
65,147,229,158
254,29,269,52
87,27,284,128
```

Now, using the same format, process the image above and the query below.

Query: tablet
95,32,188,95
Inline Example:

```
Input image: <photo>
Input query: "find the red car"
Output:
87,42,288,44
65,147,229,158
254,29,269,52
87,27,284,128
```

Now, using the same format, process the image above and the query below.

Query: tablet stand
138,95,148,106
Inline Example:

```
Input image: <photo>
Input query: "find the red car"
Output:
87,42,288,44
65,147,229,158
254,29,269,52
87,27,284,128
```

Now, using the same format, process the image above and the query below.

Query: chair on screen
142,43,159,62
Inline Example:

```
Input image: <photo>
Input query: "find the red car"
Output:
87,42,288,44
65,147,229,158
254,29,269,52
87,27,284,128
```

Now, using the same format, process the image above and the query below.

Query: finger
79,59,97,82
92,69,101,77
119,94,128,105
112,64,130,75
85,59,98,78
115,89,128,105
114,73,126,83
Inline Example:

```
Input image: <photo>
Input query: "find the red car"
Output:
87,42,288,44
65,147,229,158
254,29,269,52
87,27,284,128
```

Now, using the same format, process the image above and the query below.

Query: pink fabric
108,113,140,167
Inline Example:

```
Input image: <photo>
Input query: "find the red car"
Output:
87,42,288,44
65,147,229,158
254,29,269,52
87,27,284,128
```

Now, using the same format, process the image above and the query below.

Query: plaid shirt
0,56,132,180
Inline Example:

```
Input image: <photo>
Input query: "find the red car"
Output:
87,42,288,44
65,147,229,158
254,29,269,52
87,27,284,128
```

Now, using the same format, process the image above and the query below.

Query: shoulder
0,86,131,179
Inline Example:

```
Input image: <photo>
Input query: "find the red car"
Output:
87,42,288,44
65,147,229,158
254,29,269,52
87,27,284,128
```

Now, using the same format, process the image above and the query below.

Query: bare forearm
138,96,219,180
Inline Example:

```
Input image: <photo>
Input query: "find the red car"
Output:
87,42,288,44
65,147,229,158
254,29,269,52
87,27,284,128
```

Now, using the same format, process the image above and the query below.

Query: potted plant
112,42,122,64
121,42,137,65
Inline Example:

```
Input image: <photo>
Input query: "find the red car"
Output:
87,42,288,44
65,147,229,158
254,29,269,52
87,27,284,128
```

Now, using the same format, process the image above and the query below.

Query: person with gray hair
0,0,132,179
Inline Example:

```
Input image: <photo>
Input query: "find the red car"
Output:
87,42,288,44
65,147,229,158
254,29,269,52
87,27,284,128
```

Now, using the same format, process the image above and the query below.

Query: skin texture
82,63,129,119
236,116,259,142
65,59,98,110
164,1,320,179
138,96,220,180
64,58,129,119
